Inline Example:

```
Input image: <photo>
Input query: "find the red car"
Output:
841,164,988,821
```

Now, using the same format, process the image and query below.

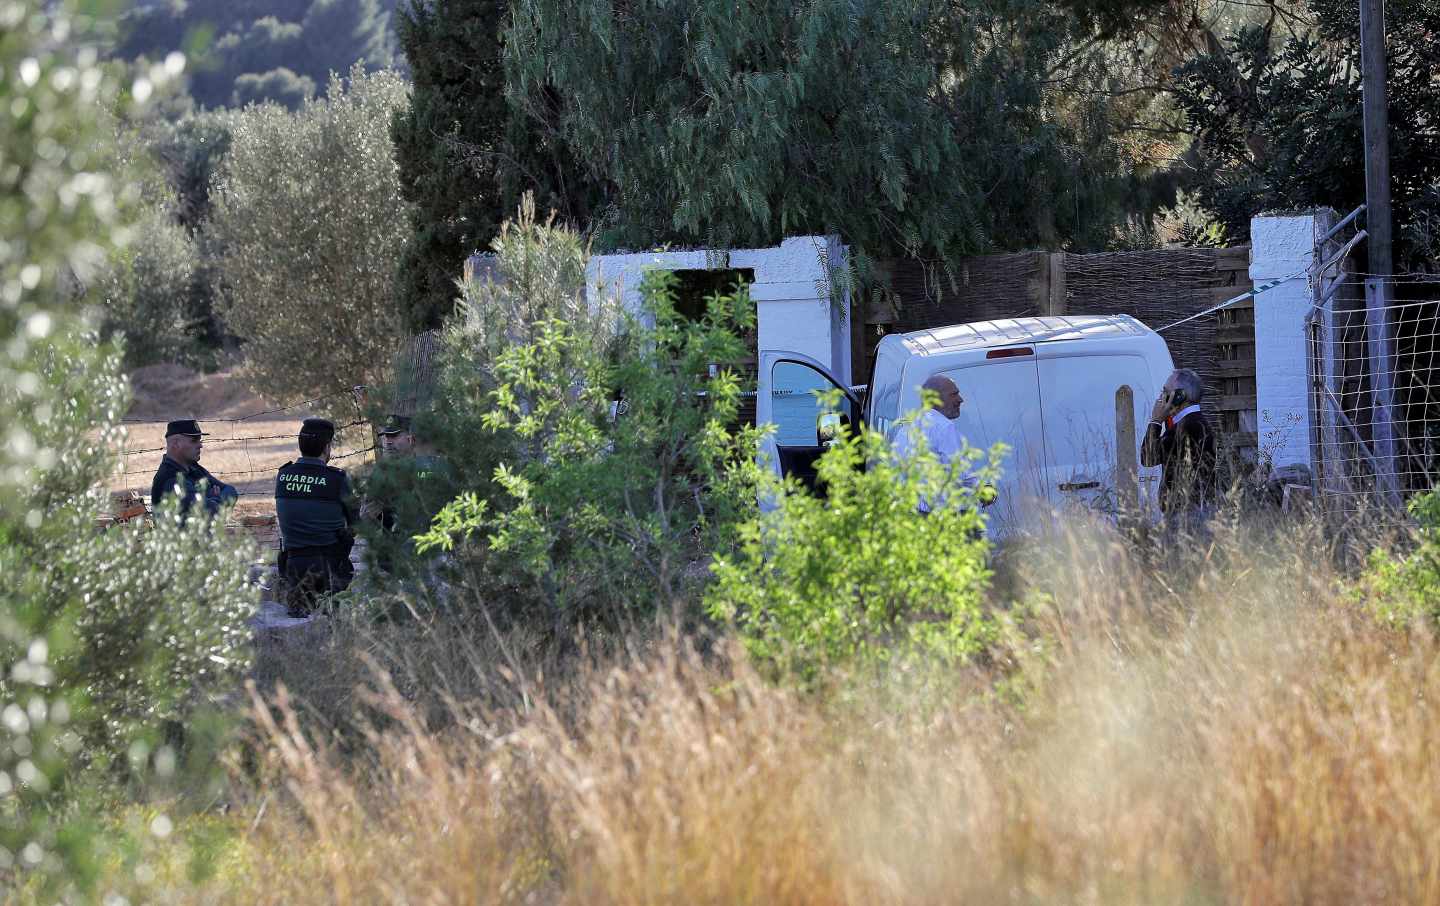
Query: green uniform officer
363,414,454,574
275,417,355,616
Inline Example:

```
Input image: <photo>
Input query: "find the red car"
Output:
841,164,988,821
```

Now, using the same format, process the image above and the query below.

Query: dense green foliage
1174,0,1440,262
391,0,595,330
392,0,505,331
93,107,234,369
98,207,212,367
210,66,412,412
1,3,257,891
708,418,1000,683
415,207,761,626
507,0,1138,257
1360,490,1440,626
110,0,398,109
400,201,591,538
390,0,1159,330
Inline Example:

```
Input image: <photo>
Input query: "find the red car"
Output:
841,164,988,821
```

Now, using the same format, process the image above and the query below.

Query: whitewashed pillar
586,235,851,382
1250,212,1330,471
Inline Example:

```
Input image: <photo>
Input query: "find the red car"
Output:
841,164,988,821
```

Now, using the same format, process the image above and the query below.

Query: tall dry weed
167,512,1440,905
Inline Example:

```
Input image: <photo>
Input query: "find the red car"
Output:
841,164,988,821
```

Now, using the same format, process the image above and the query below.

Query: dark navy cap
164,419,208,438
378,414,412,436
299,417,336,443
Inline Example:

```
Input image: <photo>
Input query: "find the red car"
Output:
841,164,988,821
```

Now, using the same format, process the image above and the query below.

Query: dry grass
92,514,1440,904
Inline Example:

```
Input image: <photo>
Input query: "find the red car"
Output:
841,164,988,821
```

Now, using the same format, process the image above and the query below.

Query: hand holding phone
1151,389,1172,423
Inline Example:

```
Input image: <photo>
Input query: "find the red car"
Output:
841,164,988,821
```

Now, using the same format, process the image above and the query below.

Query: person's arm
198,464,239,503
1140,421,1164,468
1142,389,1173,468
150,465,171,512
339,472,356,526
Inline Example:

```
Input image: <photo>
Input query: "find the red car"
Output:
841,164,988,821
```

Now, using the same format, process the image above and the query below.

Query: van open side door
757,351,862,494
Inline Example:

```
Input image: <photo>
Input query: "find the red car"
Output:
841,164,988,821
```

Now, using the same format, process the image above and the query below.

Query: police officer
150,419,239,518
361,413,455,574
377,413,415,461
275,417,356,616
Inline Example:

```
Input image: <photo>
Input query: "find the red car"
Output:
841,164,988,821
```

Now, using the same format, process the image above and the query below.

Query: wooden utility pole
1360,0,1400,504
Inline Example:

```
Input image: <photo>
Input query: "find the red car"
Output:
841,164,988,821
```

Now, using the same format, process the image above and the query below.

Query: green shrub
211,65,411,416
98,209,209,368
1359,490,1440,627
421,199,597,516
1,324,258,892
706,418,1002,685
416,234,761,627
58,503,257,753
355,442,462,582
359,201,592,584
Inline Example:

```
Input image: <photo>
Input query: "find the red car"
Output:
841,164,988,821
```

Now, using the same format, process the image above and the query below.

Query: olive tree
212,64,412,413
1,3,258,893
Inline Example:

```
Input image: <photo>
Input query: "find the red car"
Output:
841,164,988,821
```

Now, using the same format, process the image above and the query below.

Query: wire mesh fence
1308,223,1440,528
111,386,375,508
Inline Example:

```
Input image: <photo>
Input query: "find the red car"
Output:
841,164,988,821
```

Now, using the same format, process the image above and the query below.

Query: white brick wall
586,235,851,383
1251,212,1332,470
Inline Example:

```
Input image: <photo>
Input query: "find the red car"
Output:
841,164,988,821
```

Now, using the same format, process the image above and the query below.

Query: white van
758,315,1176,536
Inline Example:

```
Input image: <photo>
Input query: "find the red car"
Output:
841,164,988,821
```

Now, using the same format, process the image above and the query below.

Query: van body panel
760,314,1175,533
933,357,1047,537
906,315,1151,356
865,334,912,437
1035,352,1158,518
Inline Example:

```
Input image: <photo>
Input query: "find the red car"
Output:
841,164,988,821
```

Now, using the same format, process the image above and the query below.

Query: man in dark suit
1141,368,1218,527
149,419,238,518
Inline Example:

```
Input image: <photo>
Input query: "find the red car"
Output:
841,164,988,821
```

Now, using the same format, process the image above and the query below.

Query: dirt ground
113,365,374,511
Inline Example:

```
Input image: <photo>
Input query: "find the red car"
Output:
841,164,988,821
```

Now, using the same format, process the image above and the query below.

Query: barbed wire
119,419,371,457
114,384,376,496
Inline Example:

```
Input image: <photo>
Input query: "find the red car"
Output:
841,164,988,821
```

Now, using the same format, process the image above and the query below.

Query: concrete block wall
586,235,852,384
1250,211,1332,471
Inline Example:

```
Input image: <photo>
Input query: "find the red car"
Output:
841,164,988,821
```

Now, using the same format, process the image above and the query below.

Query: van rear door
931,349,1047,538
1035,351,1156,517
757,351,862,494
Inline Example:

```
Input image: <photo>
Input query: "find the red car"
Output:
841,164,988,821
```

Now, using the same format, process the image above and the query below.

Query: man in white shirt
891,375,980,513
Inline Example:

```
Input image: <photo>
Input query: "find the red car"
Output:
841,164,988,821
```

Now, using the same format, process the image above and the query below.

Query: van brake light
986,347,1034,359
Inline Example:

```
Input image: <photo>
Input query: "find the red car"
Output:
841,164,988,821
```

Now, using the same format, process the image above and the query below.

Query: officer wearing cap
275,417,356,615
363,414,415,534
377,413,414,459
358,413,455,576
150,419,239,518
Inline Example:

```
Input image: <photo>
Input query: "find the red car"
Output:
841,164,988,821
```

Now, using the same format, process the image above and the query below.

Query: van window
867,339,907,436
770,360,856,446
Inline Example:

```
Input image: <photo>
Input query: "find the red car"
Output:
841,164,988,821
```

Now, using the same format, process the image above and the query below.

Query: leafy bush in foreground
707,417,1002,684
417,241,761,628
0,4,257,892
1359,490,1440,627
